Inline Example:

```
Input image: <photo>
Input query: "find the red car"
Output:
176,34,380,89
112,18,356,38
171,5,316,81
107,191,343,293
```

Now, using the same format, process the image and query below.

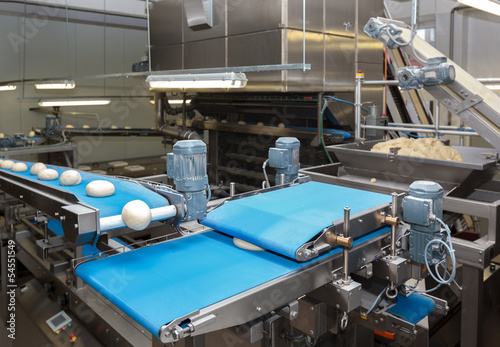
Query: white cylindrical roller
99,205,177,231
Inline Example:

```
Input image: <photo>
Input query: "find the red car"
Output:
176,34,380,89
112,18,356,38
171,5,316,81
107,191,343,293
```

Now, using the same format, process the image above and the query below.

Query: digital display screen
51,314,66,327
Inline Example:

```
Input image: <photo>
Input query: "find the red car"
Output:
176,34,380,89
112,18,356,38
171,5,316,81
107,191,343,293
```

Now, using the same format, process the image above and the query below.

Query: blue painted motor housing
268,137,300,185
402,181,446,265
167,140,208,221
398,57,455,90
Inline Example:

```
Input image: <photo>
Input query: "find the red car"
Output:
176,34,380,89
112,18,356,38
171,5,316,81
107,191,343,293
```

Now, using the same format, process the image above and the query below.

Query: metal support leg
461,265,484,347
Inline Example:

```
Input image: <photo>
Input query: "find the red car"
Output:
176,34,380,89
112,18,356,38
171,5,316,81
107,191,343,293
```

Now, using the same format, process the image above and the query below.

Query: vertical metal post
229,182,235,197
317,92,323,145
391,192,398,258
146,0,151,73
461,265,484,347
355,75,362,140
434,101,440,139
411,0,419,29
182,92,187,131
343,207,351,285
302,0,306,71
280,174,285,185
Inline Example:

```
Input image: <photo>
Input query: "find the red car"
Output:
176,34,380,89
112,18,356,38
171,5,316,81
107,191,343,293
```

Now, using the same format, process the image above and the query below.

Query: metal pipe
362,80,399,86
229,182,235,198
343,207,351,285
317,92,323,145
411,0,419,29
361,124,479,136
355,75,363,139
146,0,151,73
154,92,202,141
100,205,177,231
450,6,469,60
391,193,398,258
388,122,472,130
302,0,306,71
182,92,187,131
434,101,440,139
280,174,286,185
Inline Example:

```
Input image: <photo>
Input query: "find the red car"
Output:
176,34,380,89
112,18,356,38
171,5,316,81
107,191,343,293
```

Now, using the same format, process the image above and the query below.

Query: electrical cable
361,286,389,318
323,95,369,113
424,217,456,285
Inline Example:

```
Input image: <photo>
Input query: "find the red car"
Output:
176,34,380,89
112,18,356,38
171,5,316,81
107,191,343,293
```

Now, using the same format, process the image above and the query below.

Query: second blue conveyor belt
75,181,391,338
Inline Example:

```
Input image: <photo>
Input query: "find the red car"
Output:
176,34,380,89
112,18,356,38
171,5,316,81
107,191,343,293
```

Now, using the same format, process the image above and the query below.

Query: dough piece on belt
121,200,152,231
86,180,115,197
59,170,82,186
38,169,59,181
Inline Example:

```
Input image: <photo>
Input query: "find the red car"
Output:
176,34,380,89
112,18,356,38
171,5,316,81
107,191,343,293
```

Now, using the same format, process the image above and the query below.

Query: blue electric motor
402,181,446,265
167,140,209,221
268,137,300,185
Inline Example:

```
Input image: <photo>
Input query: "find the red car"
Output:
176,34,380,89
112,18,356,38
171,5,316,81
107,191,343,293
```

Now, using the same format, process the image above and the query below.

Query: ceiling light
0,85,16,91
38,99,111,107
146,72,247,90
458,0,500,16
35,80,76,90
149,99,192,105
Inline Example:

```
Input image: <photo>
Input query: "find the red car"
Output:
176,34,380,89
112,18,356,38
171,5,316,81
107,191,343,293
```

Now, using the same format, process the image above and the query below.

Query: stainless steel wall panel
184,39,226,69
285,30,325,91
227,0,282,36
150,0,183,46
228,30,283,66
325,34,355,91
151,45,183,71
287,0,324,33
357,0,384,64
183,0,227,43
325,1,355,37
228,30,284,92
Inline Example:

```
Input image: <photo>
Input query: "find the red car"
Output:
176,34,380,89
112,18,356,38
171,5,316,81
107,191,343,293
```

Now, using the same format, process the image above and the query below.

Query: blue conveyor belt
387,294,435,324
75,227,390,337
0,162,168,219
201,182,390,259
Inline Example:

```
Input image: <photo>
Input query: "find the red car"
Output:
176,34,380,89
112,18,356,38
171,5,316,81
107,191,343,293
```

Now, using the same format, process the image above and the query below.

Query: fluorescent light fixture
458,0,500,16
146,72,247,90
149,99,192,105
38,99,111,107
35,80,76,90
486,84,500,90
0,85,16,91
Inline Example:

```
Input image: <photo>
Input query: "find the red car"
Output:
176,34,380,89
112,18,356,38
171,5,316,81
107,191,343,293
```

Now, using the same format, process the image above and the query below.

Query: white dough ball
0,133,4,138
221,119,228,123
66,125,74,128
257,122,264,126
370,178,377,183
83,125,90,129
121,200,152,231
30,162,47,175
59,170,82,186
238,120,246,125
0,159,3,165
12,162,28,172
124,126,132,129
38,169,59,181
28,131,35,137
1,160,15,169
233,237,265,251
278,123,285,128
111,125,118,129
86,180,115,197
